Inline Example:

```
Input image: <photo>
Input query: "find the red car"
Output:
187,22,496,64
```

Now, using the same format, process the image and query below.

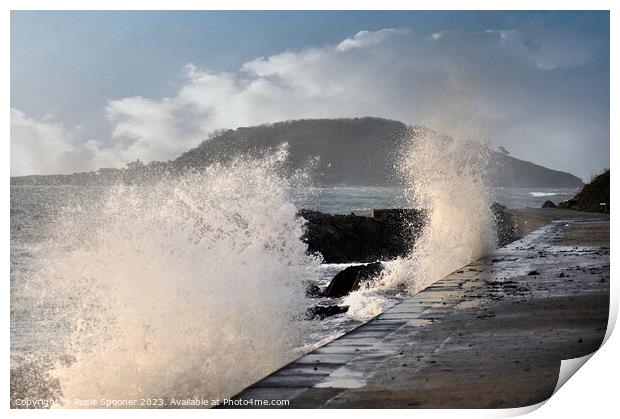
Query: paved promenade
232,212,610,408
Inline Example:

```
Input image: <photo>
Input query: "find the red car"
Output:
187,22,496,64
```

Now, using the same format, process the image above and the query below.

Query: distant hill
175,117,410,186
11,117,583,188
175,117,583,188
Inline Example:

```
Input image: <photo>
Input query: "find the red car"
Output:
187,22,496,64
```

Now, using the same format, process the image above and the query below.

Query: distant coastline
10,118,584,188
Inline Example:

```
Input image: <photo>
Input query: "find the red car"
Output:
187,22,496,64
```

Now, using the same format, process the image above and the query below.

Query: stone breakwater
230,209,609,408
299,203,519,264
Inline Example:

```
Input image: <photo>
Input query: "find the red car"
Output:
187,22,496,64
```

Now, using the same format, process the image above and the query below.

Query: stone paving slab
229,216,609,408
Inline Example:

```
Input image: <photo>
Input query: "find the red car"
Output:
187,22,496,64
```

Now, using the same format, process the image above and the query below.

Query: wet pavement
231,212,610,408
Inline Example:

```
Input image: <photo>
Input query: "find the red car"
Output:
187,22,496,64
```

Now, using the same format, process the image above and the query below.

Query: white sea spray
381,124,497,292
14,145,322,405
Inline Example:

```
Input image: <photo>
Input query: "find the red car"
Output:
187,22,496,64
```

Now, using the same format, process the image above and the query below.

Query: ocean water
10,178,578,407
288,185,579,215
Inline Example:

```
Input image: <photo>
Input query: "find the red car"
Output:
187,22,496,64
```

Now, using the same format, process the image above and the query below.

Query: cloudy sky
11,11,609,179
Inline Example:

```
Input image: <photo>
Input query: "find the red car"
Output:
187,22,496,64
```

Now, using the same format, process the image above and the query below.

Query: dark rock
299,202,521,265
541,200,556,208
323,262,384,298
299,209,424,263
528,270,540,276
306,304,349,320
372,208,419,220
305,284,322,298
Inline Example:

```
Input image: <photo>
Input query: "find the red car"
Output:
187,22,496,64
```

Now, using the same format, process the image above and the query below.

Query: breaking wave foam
530,191,568,197
381,126,497,293
13,145,322,405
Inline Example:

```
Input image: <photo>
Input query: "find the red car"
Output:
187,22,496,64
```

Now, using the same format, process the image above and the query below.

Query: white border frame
2,2,616,418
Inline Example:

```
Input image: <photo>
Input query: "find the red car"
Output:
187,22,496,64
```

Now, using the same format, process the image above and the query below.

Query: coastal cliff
558,169,610,212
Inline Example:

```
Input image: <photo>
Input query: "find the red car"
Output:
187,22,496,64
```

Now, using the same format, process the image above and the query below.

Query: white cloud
99,28,476,165
11,27,606,178
336,28,411,52
10,108,122,176
485,28,592,70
